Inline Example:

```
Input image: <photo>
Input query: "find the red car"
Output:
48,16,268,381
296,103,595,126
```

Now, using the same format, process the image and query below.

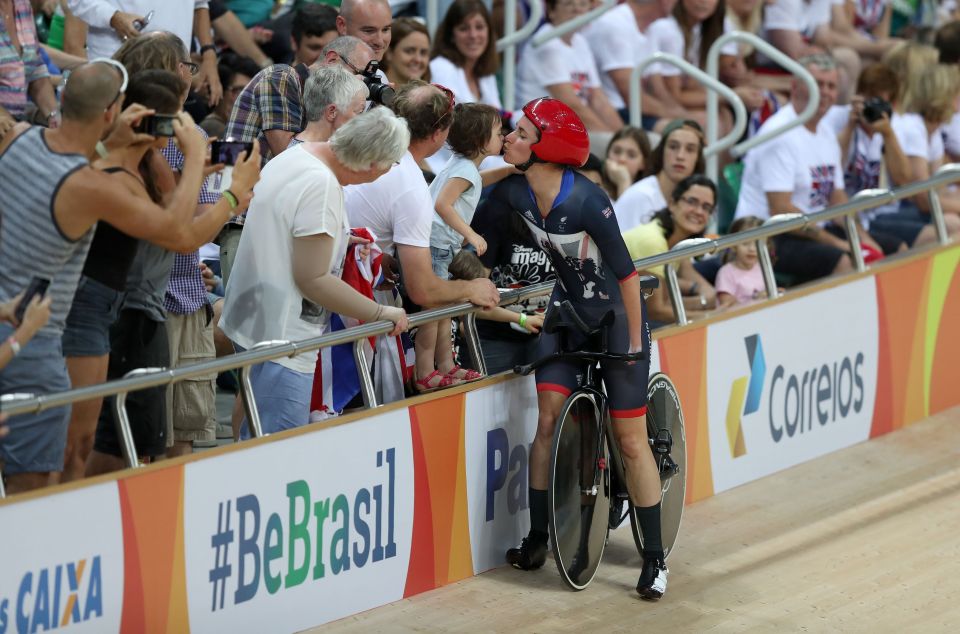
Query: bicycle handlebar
514,349,647,376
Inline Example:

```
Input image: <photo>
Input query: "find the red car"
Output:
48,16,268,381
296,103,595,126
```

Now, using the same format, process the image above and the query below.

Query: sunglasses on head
431,83,455,128
84,57,129,111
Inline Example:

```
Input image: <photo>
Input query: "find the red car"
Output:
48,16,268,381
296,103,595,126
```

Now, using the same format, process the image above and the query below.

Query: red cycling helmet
519,98,590,170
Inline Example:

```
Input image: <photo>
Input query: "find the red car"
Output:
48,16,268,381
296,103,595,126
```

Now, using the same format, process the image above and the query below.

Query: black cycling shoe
506,532,548,570
636,556,668,601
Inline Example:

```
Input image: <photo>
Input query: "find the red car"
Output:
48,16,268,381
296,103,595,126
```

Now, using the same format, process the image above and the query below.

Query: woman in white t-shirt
647,0,764,115
871,42,960,239
429,0,502,109
615,119,706,231
516,0,623,133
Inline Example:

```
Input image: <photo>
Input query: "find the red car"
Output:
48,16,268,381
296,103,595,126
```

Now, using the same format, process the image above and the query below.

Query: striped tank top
0,127,93,337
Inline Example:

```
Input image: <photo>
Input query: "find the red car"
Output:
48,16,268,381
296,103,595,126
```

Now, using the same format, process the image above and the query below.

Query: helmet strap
516,151,542,172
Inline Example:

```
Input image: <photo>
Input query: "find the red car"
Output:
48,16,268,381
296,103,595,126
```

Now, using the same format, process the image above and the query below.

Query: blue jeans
61,275,124,357
430,245,454,280
480,335,540,375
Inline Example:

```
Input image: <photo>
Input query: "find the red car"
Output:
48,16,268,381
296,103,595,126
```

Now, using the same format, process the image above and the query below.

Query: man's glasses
337,54,364,76
432,83,455,128
180,60,200,76
679,195,715,215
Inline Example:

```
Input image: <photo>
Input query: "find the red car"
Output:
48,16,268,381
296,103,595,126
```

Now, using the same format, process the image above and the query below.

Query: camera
137,114,177,137
359,61,395,108
862,97,892,124
211,139,254,166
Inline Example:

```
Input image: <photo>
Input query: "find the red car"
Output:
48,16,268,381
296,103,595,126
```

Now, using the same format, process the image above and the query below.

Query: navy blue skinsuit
482,170,651,416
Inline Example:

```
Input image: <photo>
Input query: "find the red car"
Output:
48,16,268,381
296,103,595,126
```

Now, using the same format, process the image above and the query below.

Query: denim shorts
238,358,313,439
0,323,71,474
430,245,455,280
62,275,124,357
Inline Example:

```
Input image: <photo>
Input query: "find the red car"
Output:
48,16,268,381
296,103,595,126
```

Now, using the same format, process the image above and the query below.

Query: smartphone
137,114,178,137
14,277,50,324
133,10,154,32
211,140,254,166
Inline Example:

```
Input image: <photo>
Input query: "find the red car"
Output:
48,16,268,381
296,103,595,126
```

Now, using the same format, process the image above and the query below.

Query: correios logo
725,335,766,458
725,334,866,458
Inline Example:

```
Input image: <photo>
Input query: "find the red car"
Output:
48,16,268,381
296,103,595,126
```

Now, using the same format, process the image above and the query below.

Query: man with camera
735,53,883,284
0,61,258,494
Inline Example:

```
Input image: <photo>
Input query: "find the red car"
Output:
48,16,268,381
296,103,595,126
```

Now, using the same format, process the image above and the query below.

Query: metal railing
630,53,748,160
2,164,959,498
496,0,544,113
704,31,820,184
530,0,617,47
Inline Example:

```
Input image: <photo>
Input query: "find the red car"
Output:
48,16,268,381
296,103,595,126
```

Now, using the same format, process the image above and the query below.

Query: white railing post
496,0,543,113
630,53,747,162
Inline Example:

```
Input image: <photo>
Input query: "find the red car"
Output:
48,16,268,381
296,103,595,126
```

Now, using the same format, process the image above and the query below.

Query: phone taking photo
14,277,50,324
136,114,178,137
133,10,155,32
211,140,254,166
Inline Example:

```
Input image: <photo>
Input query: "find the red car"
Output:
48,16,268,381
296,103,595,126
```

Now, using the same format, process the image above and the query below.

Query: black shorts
772,233,847,283
535,293,651,418
93,309,169,459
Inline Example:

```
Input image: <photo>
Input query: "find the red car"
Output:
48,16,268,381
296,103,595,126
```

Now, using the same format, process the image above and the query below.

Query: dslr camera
359,60,395,108
862,97,892,124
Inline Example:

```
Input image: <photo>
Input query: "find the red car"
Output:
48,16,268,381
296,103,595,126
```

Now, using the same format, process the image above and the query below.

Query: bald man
337,0,393,62
0,61,257,494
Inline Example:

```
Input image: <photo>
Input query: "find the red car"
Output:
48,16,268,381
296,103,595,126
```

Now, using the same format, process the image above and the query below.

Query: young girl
416,102,506,392
715,215,766,309
601,126,652,202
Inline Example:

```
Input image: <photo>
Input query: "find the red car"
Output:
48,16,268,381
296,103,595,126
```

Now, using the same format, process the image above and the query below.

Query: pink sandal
415,369,457,394
445,365,484,383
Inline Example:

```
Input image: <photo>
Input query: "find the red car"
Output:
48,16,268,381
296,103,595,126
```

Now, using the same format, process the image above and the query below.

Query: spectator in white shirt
345,81,500,313
615,118,705,231
582,0,676,129
68,0,222,105
762,0,861,102
736,53,880,283
429,0,502,109
221,107,410,436
516,0,623,133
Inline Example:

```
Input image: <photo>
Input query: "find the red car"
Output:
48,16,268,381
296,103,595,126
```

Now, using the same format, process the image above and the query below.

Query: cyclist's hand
627,341,644,365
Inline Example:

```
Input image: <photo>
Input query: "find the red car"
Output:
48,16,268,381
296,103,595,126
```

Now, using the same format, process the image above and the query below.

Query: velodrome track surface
319,406,960,632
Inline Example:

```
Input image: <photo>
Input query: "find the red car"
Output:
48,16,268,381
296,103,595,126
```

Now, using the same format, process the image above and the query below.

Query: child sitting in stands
715,216,767,309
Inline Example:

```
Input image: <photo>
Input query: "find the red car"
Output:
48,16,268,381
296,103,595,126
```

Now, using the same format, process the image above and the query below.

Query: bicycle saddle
639,275,659,291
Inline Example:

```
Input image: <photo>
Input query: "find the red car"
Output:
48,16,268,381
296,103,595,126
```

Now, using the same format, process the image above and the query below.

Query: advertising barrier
1,246,959,632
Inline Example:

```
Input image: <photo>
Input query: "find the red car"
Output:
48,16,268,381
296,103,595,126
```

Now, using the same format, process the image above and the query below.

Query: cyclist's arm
620,272,645,351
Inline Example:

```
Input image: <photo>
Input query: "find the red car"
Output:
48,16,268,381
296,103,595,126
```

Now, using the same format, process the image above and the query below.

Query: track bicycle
515,276,687,591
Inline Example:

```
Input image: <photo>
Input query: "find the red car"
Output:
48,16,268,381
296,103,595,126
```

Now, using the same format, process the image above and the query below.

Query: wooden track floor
317,407,960,632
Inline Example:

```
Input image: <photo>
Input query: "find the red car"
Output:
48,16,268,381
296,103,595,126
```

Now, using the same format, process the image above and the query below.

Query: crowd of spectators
2,0,960,494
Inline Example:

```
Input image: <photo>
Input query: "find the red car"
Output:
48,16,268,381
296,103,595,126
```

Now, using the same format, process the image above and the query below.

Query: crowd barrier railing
629,52,748,161
496,0,544,113
1,164,959,498
704,31,820,185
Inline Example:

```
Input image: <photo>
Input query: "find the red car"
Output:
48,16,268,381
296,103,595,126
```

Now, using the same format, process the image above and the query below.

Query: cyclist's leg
603,312,668,598
507,329,581,570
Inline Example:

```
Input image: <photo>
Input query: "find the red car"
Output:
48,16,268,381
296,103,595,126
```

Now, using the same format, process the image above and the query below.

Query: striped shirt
0,126,92,336
161,131,219,315
0,0,49,118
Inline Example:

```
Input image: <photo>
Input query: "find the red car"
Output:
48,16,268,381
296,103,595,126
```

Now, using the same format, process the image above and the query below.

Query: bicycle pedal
653,429,673,455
